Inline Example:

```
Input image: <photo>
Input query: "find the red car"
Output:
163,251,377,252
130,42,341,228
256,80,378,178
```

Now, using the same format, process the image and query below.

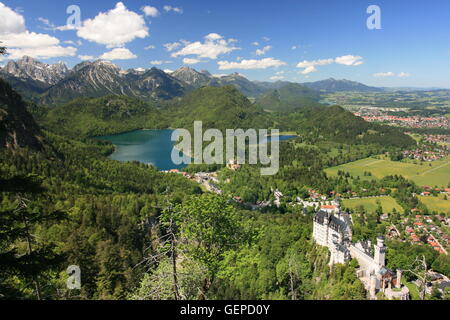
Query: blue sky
1,0,450,87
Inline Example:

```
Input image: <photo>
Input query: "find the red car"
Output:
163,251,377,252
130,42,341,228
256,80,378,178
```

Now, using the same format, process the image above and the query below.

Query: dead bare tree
405,255,429,300
133,201,183,300
15,198,42,300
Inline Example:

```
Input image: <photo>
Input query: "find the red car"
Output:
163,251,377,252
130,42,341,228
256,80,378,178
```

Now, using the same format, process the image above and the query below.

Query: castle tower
369,274,377,299
374,236,386,268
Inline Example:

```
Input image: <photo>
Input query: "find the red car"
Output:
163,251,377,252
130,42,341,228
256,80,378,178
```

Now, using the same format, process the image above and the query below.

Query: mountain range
0,69,416,153
1,56,388,106
302,78,382,92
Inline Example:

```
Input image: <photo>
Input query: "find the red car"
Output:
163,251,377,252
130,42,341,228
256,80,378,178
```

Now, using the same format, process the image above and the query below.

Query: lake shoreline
96,129,297,171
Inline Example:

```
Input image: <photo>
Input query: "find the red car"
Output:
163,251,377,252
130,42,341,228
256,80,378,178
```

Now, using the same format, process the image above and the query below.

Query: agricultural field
325,155,450,188
342,196,404,214
418,195,450,213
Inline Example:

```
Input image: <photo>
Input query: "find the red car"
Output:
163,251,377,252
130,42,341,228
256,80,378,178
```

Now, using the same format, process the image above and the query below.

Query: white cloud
252,42,260,46
270,75,284,81
297,55,363,73
0,2,77,61
205,33,222,41
77,2,149,48
374,71,411,78
37,17,55,29
373,72,395,77
255,45,272,56
0,3,26,34
65,40,83,46
291,45,299,50
218,58,286,70
100,47,137,60
54,24,77,31
262,36,270,42
300,66,317,74
150,60,172,65
163,69,174,73
144,45,156,50
142,5,159,17
1,31,60,48
172,33,239,60
4,46,77,60
79,55,95,61
335,55,364,66
182,58,203,65
164,41,182,52
163,5,183,14
297,58,334,74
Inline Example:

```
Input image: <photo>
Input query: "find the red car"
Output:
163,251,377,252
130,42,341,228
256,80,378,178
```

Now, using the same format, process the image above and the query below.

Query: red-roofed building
320,205,339,214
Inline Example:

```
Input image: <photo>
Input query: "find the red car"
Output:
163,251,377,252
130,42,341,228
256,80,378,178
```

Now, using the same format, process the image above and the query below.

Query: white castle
313,206,410,300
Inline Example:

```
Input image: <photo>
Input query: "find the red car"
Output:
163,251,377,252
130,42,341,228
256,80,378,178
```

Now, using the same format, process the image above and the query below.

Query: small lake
96,129,188,171
96,129,297,171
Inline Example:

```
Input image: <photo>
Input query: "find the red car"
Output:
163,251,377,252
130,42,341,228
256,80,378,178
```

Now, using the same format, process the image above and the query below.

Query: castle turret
374,236,386,268
369,274,377,299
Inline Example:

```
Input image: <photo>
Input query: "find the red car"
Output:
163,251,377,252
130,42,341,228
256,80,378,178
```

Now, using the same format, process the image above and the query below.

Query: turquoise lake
96,129,188,171
96,129,296,171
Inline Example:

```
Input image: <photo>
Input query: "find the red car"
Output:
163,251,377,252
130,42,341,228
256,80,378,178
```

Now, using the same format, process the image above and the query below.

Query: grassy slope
325,155,450,188
418,195,450,213
342,196,404,214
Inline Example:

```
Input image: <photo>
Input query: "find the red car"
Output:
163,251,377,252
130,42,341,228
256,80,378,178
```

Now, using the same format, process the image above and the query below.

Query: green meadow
342,196,404,214
325,156,450,188
418,195,450,213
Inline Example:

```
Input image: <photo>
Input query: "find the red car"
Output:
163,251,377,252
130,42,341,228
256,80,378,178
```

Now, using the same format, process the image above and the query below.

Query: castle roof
313,210,328,224
314,210,352,238
333,241,350,254
329,216,348,233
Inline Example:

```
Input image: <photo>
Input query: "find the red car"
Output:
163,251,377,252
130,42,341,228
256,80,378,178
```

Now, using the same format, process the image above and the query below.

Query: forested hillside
30,84,416,152
41,95,166,139
274,105,415,148
255,83,321,112
168,85,271,131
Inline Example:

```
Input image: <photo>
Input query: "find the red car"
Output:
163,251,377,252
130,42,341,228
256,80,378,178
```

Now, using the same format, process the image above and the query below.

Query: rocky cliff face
1,56,69,85
171,67,219,88
0,78,43,150
41,61,187,105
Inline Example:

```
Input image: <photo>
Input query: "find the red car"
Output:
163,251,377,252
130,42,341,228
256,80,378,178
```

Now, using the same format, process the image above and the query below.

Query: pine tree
0,174,66,299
